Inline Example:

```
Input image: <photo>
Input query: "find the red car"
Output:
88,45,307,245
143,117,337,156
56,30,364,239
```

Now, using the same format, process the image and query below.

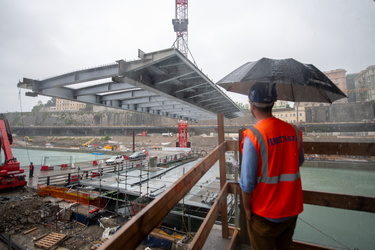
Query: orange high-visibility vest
241,117,303,219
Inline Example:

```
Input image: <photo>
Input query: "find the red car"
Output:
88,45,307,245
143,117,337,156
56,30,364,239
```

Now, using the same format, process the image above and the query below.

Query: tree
31,104,43,112
45,97,56,107
235,102,249,110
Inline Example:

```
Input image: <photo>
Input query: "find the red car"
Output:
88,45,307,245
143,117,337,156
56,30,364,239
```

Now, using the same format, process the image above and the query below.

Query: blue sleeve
239,137,258,193
299,144,305,166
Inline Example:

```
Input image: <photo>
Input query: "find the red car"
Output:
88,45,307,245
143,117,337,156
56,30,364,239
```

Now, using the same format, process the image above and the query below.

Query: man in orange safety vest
240,82,304,250
29,162,34,178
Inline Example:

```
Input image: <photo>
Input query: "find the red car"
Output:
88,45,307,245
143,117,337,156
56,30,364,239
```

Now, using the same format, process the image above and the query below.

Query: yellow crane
23,136,33,142
81,138,94,147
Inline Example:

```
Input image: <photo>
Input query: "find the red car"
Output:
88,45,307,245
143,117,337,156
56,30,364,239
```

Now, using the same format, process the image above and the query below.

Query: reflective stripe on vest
249,126,301,184
291,124,302,152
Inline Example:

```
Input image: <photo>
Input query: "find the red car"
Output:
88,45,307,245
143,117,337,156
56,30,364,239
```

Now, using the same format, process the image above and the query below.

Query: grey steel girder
17,48,243,121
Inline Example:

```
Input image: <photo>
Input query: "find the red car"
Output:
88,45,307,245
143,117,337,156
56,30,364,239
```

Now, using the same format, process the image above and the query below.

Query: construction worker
29,162,34,178
240,82,304,250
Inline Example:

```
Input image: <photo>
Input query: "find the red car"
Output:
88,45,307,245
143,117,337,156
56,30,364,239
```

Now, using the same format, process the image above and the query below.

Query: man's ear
249,102,254,110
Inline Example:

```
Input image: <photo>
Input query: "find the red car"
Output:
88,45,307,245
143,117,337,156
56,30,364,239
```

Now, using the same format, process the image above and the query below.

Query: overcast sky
0,0,374,113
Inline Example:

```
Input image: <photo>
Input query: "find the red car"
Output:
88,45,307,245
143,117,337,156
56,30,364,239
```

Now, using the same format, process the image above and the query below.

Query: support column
217,113,229,238
132,131,135,152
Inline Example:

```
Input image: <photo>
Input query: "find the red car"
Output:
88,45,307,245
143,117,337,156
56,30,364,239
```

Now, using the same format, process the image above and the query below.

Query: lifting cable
18,88,32,165
298,216,353,250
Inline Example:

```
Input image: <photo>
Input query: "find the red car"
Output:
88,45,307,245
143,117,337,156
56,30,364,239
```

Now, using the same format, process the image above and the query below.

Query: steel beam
39,64,119,89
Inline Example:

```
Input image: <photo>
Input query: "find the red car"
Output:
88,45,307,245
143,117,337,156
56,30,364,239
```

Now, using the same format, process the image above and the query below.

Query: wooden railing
99,138,375,250
99,141,228,249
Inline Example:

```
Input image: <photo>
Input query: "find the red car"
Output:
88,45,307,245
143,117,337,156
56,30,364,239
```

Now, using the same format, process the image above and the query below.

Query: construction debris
0,187,104,249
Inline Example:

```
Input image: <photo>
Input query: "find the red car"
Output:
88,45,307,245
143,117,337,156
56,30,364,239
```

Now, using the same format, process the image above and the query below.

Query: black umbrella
217,57,347,103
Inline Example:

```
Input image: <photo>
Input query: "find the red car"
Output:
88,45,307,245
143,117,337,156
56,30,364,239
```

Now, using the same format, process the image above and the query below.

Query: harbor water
297,166,375,249
9,148,111,168
3,148,375,249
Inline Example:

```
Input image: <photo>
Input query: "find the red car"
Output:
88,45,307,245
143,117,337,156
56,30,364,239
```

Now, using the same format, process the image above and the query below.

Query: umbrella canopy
217,57,347,103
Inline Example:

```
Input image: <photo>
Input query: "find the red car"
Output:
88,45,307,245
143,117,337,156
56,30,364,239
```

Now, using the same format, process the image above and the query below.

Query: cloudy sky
0,0,374,113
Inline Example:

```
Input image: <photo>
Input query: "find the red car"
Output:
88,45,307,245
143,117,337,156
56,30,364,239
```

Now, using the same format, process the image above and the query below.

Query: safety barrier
37,152,199,186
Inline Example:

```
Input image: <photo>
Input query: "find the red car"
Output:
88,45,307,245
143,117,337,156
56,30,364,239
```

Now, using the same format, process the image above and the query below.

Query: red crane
177,120,189,148
0,114,27,189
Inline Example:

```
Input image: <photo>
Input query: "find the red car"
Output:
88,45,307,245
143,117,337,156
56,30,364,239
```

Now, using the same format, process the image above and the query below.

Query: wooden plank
22,227,37,235
303,141,375,156
76,221,86,227
189,182,229,249
227,229,240,250
98,142,228,250
33,233,48,242
239,186,250,246
303,190,375,213
228,182,241,195
226,138,242,152
292,240,334,250
227,140,375,157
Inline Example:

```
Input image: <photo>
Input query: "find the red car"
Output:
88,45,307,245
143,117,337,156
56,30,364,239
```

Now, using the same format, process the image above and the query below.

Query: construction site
1,105,235,248
2,109,375,250
1,0,375,249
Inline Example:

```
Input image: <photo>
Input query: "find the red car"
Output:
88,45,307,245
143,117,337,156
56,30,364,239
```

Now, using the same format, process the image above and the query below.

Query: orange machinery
0,114,27,189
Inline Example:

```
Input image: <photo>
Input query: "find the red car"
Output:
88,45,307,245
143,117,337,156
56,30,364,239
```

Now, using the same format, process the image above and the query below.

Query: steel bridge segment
113,76,219,120
18,48,243,121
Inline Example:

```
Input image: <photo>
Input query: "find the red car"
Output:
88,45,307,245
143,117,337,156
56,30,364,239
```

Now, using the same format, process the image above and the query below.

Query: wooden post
238,128,250,244
217,113,229,238
240,185,250,245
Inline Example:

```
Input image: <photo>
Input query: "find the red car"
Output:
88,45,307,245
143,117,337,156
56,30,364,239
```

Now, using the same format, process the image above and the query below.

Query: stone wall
305,102,375,123
5,110,177,127
3,102,374,128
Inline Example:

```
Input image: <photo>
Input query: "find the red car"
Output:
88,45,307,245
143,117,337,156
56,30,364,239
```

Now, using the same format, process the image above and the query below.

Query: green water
296,167,375,249
4,148,110,167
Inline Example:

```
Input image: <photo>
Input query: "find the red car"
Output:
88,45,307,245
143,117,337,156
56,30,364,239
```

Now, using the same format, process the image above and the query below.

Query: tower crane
172,0,189,58
172,0,190,148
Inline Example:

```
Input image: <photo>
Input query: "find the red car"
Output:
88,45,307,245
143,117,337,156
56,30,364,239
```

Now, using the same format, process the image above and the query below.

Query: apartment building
273,105,306,124
54,98,86,111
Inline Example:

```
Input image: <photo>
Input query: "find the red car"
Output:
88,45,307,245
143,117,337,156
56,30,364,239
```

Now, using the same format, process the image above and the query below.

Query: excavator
0,114,27,189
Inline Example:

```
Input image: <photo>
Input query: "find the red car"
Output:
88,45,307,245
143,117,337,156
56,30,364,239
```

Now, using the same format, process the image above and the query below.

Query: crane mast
172,0,189,58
